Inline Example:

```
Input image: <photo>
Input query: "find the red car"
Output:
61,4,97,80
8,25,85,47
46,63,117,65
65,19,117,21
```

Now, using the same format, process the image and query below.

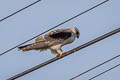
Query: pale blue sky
0,0,120,80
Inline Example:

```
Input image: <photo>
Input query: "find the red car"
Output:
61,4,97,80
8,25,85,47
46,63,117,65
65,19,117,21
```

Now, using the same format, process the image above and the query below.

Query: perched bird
18,27,80,57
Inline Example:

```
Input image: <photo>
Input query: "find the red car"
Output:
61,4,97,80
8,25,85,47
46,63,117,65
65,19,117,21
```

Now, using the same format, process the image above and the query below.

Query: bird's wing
44,29,72,46
49,29,72,39
35,36,47,43
34,36,49,50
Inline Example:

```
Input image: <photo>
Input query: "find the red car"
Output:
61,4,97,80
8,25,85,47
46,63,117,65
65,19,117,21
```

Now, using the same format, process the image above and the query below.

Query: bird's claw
56,54,60,57
56,51,65,58
60,51,65,56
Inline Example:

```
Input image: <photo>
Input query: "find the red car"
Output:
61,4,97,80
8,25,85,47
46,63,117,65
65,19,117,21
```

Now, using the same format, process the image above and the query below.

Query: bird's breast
50,44,62,50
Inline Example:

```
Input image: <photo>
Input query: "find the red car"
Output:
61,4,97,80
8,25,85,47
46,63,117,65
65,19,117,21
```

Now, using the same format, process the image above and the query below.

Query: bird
18,27,80,57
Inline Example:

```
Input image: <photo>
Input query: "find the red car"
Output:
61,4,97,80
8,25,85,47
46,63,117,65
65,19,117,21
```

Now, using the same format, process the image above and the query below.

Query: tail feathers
18,42,49,51
18,44,34,51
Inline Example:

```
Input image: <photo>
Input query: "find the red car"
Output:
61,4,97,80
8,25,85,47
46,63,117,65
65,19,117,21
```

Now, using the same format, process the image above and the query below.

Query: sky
0,0,120,80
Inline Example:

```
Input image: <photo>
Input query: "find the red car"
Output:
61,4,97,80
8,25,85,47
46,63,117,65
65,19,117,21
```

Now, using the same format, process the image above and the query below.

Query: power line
0,0,109,56
0,0,42,22
70,55,120,80
88,64,120,80
7,28,120,80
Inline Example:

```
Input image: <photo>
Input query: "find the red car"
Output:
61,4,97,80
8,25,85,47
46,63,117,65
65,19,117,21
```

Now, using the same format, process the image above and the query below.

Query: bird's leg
54,50,60,57
50,49,60,57
59,49,65,56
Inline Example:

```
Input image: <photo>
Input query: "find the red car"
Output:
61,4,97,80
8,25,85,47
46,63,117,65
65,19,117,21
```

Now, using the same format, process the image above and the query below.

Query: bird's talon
62,51,65,53
60,51,65,56
56,54,60,57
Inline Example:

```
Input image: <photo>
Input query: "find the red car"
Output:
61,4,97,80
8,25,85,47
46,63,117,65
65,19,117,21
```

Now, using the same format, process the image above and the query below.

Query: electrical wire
88,64,120,80
0,0,42,22
70,55,120,80
0,0,109,56
7,28,120,80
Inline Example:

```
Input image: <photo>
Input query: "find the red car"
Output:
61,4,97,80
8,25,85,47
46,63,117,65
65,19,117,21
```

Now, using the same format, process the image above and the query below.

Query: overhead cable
70,55,120,80
88,64,120,80
7,28,120,80
0,0,109,56
0,0,41,22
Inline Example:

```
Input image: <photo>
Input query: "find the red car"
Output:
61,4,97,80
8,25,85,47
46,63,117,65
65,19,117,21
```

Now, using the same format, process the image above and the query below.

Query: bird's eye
76,31,79,35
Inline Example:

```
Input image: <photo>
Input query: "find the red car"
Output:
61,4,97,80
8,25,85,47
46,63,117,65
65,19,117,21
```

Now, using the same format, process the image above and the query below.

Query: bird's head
70,27,80,38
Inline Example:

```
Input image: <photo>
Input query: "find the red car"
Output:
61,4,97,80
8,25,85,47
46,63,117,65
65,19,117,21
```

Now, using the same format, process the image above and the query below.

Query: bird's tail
18,44,35,51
